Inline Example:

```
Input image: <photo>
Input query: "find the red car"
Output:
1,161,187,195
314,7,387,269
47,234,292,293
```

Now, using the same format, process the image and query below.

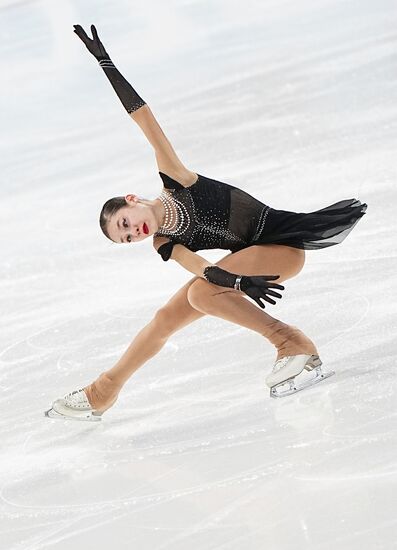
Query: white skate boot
45,389,105,422
266,354,335,398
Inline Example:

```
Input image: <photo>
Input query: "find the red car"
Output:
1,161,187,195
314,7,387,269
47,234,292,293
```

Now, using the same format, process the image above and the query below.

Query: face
106,195,158,244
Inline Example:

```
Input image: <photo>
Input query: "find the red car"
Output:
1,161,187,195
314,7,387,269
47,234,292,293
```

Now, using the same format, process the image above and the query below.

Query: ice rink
1,0,396,548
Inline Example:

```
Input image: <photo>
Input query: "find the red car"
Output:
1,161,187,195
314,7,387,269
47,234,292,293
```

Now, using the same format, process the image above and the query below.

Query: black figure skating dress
155,171,368,260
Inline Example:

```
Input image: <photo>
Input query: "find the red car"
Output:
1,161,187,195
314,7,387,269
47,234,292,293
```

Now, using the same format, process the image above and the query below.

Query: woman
45,24,367,421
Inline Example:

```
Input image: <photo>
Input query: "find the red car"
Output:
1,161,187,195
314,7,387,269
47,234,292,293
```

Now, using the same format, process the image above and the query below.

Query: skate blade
44,406,103,422
270,368,335,399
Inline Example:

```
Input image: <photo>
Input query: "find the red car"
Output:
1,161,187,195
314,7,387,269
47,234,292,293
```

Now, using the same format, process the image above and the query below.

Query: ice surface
1,0,396,548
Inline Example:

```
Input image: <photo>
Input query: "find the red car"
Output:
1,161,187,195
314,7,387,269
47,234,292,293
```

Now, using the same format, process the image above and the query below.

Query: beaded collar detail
156,189,192,237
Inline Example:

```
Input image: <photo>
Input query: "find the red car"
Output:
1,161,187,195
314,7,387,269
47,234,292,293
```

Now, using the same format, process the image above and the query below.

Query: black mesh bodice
155,172,270,253
154,171,367,260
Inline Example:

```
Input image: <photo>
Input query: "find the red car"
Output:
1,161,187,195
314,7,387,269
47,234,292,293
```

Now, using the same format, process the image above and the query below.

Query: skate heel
268,354,335,398
304,354,322,371
91,395,118,417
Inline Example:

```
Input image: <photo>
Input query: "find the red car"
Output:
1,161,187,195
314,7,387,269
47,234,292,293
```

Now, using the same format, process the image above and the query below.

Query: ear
125,194,139,204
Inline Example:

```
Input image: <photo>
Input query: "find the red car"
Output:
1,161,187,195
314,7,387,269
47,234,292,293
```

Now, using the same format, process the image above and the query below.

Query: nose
128,225,140,241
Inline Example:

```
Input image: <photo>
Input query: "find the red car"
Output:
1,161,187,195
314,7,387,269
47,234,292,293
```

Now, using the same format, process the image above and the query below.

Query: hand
240,275,284,308
73,24,110,61
202,266,284,308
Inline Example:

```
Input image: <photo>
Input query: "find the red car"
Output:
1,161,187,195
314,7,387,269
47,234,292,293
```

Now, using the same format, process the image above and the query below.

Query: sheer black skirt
252,198,368,250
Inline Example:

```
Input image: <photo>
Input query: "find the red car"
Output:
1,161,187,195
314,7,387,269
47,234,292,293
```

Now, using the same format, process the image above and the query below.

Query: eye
127,235,132,243
123,218,128,228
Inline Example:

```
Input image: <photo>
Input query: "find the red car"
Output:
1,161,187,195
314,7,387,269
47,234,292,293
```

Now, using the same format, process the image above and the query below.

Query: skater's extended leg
187,244,318,362
85,277,205,410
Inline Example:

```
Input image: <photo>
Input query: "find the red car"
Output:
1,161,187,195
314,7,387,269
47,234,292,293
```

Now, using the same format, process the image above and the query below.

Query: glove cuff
97,58,146,114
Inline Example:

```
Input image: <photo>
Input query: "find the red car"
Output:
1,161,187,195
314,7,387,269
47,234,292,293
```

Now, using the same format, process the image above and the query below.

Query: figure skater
45,24,367,421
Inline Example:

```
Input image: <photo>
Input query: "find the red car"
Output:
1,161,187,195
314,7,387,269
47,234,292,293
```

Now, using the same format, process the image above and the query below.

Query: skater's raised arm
153,237,285,309
73,24,197,185
132,105,198,185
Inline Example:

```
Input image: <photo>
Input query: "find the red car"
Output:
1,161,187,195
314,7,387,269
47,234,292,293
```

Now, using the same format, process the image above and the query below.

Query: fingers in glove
254,291,276,306
91,24,100,41
256,290,279,306
251,276,284,291
263,295,277,306
263,288,283,299
262,278,285,291
264,275,281,280
254,297,266,309
263,275,284,288
248,281,283,298
73,24,90,43
248,292,273,308
268,283,285,291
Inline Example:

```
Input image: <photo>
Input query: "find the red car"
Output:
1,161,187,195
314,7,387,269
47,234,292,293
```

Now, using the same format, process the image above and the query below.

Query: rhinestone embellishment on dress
155,182,247,251
157,190,191,236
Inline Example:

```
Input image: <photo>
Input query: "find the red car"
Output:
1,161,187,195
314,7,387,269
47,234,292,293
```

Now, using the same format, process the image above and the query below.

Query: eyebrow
116,218,123,243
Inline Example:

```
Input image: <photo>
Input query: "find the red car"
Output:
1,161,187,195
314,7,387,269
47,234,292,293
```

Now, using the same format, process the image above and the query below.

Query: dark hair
99,196,127,241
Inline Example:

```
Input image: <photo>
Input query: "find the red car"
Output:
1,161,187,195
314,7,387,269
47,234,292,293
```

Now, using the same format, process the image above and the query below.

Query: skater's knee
187,279,215,311
187,278,234,313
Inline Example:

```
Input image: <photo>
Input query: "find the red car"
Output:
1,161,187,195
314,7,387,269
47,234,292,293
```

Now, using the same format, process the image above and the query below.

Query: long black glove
203,266,284,308
73,24,146,114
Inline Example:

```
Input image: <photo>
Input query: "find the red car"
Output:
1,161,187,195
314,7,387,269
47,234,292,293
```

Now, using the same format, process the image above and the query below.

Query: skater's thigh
157,244,304,331
216,244,305,284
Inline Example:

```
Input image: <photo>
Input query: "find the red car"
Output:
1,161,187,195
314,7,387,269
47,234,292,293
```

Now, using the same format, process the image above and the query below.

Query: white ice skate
266,354,335,398
45,389,104,422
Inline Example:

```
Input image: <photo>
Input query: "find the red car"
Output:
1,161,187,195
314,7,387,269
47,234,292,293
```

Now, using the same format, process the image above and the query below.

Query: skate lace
272,356,290,373
65,389,89,407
